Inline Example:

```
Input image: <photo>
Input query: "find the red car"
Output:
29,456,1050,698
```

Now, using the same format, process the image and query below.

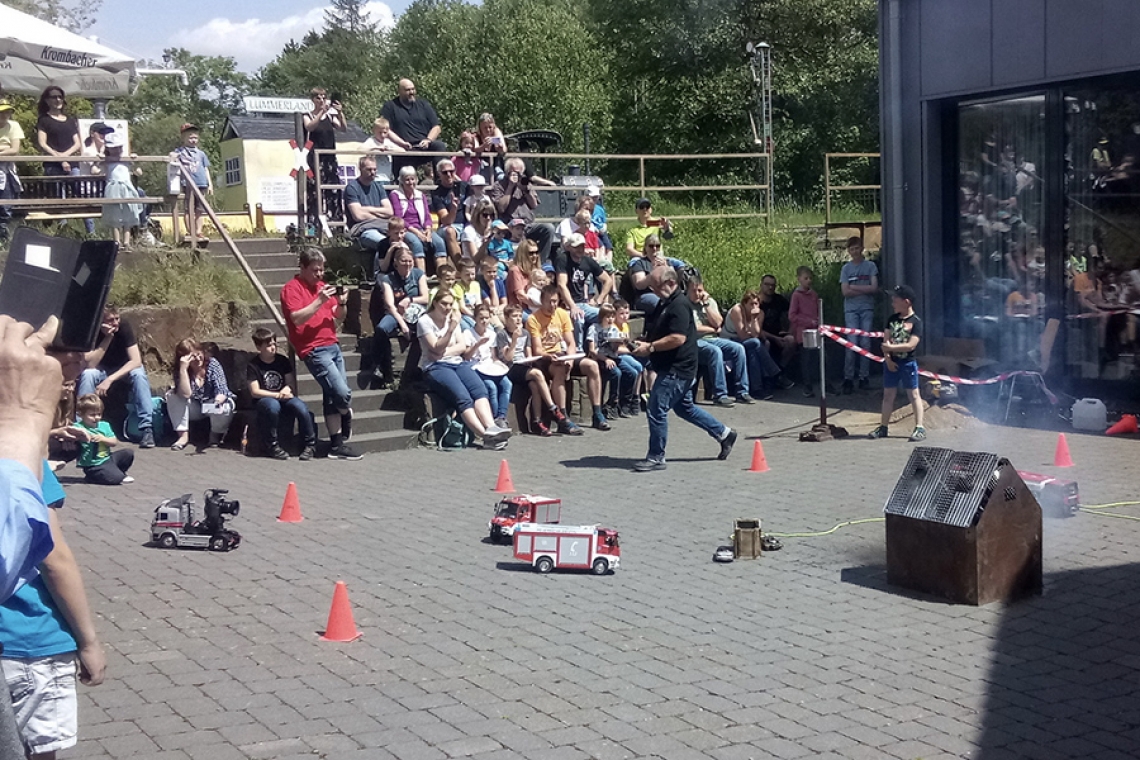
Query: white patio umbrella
0,4,137,99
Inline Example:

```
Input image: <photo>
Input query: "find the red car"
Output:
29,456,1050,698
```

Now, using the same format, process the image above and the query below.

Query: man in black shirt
77,305,154,447
631,267,736,472
555,233,612,348
380,79,446,175
759,273,795,364
429,158,468,263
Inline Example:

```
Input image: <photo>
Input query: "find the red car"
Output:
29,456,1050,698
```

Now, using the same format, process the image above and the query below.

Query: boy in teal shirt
74,394,134,485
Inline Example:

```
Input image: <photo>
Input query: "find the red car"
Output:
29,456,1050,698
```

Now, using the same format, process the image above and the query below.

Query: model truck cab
513,523,620,574
150,491,242,552
489,495,561,542
1017,470,1080,518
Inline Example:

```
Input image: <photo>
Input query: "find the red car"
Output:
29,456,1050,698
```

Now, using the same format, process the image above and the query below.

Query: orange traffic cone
319,581,362,642
749,440,770,473
1053,433,1074,468
494,459,515,493
277,482,303,522
1106,414,1139,436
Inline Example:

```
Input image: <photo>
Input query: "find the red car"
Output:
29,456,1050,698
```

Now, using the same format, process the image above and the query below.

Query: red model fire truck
1017,470,1080,518
513,523,620,574
489,495,561,543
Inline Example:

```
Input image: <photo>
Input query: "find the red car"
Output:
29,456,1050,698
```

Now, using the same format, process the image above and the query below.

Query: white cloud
168,2,394,72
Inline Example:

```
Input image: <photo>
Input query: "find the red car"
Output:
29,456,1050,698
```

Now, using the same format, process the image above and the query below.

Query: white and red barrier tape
817,325,1052,394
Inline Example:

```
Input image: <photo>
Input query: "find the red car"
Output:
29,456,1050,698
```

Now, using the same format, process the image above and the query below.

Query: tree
325,0,375,34
6,0,102,32
109,50,250,195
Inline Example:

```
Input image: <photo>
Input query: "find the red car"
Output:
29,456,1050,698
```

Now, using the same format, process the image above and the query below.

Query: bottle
241,425,249,455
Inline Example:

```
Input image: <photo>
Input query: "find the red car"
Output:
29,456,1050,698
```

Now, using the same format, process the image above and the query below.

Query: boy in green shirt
74,394,135,485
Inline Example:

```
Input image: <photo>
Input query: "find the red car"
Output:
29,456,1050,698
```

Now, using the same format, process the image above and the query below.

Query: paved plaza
53,396,1140,760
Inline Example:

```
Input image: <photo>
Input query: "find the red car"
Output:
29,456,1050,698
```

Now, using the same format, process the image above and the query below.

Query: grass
109,249,260,333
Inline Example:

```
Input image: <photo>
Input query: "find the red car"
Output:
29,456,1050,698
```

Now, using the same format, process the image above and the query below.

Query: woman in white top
418,289,512,448
462,199,496,261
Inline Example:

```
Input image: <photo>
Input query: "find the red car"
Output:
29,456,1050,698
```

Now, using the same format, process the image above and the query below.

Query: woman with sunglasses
506,239,542,310
461,199,497,260
418,289,512,449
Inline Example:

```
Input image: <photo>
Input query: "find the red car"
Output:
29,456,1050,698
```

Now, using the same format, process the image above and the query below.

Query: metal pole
824,154,832,225
583,123,591,176
294,112,306,236
639,157,645,196
818,298,827,426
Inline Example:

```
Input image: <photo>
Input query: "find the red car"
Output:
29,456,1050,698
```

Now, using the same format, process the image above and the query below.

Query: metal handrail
824,152,881,225
311,147,773,232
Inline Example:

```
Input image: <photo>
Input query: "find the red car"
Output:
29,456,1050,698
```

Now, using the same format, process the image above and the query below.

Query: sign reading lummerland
243,97,311,114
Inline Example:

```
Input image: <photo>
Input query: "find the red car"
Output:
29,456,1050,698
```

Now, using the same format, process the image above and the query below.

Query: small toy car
489,495,561,543
1017,470,1079,518
151,489,242,551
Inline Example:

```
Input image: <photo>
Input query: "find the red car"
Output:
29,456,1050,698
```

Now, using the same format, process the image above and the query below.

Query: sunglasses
440,169,455,174
481,213,495,219
645,244,661,250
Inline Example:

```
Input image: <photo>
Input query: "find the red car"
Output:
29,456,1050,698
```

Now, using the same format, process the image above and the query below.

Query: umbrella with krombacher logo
0,4,136,99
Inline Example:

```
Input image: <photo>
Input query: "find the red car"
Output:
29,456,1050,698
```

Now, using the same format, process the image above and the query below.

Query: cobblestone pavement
51,393,1140,760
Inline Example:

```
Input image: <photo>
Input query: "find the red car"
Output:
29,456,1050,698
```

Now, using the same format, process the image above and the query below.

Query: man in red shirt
279,248,362,460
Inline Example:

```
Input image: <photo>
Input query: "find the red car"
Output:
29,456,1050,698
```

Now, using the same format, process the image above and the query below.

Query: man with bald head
630,267,737,472
381,78,447,175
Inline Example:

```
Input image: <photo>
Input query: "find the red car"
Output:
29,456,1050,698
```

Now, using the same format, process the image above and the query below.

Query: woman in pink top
452,130,484,182
788,265,822,397
389,165,446,269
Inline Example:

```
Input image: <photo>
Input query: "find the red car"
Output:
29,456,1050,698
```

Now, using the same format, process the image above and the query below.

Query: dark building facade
880,0,1140,393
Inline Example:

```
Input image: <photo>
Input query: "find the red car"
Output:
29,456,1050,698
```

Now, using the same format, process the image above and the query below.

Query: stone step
342,428,419,454
206,237,289,256
214,250,297,270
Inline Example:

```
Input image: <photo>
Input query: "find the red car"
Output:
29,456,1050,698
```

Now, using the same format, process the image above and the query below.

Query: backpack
419,413,473,451
125,396,168,443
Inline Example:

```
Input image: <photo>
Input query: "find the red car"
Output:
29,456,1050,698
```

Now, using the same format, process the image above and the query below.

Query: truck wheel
535,556,554,574
591,558,608,575
209,536,228,552
158,533,177,549
489,527,501,544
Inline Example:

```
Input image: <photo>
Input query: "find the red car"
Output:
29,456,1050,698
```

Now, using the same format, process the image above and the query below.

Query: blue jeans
404,230,446,260
424,360,487,413
698,338,749,398
844,309,874,381
727,336,780,395
478,372,513,419
603,355,642,402
646,372,727,462
255,396,316,446
372,313,405,377
359,229,384,252
572,303,600,350
303,343,352,416
634,291,660,313
78,366,152,429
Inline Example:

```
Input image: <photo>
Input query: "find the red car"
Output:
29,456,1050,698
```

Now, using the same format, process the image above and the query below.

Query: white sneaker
121,476,135,484
486,424,513,438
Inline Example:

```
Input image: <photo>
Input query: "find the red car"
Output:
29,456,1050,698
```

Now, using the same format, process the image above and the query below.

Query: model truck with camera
513,523,620,574
489,495,561,543
1017,470,1080,518
151,489,242,551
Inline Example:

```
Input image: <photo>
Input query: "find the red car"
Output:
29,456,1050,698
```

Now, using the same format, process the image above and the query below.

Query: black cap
89,122,114,134
892,285,917,304
635,197,652,210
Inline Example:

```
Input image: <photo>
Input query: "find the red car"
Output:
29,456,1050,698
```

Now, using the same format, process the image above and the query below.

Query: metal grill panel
884,447,1000,528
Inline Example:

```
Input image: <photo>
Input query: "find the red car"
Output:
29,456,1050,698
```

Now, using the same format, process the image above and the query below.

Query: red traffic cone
749,440,770,473
1106,414,1139,436
277,482,303,522
1053,433,1074,468
320,581,362,642
493,459,515,493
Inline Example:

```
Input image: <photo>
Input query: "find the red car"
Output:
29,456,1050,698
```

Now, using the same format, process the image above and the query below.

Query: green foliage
109,49,249,199
110,250,258,319
6,0,101,31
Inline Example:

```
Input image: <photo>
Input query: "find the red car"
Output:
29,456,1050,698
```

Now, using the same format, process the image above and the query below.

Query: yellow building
217,115,369,231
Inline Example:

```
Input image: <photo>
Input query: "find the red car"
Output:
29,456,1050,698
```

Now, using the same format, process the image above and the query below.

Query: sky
89,0,401,75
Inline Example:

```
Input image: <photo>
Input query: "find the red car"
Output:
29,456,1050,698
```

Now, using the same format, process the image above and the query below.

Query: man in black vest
631,267,737,472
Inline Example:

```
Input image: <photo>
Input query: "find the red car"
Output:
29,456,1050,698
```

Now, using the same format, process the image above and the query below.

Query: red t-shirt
280,276,339,358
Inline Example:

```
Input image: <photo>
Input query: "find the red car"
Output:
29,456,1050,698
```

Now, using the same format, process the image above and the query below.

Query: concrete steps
216,238,420,455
